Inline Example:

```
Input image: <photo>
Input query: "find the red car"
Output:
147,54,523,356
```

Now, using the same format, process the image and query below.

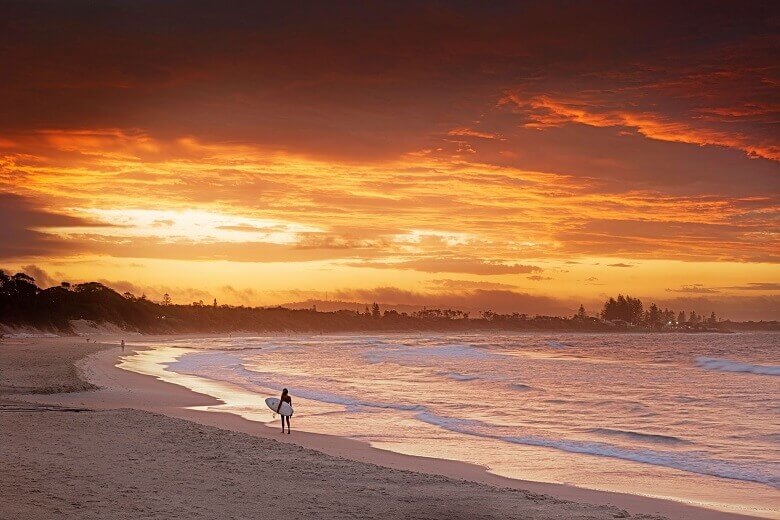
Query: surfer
276,388,292,434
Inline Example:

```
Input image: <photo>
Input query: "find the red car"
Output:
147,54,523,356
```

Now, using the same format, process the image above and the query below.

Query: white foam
696,357,780,376
416,412,779,488
169,351,424,412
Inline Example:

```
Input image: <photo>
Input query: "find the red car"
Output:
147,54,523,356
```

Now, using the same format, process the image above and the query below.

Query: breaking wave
696,357,780,376
588,428,692,445
416,412,779,488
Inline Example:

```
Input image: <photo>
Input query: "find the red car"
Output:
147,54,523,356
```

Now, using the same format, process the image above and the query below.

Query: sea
120,332,780,518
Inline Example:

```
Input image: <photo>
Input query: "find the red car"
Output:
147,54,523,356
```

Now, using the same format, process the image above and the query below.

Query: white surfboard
265,397,293,417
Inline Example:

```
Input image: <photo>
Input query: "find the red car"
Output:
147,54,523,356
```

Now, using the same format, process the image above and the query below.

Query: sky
1,1,778,319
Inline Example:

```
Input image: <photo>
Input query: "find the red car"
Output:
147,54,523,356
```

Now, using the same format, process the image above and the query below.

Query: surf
415,411,780,489
695,357,780,376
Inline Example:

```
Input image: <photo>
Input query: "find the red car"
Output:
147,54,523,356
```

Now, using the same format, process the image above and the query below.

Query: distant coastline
2,272,777,336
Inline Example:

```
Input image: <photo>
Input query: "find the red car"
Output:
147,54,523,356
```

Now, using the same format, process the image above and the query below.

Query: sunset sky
1,2,778,319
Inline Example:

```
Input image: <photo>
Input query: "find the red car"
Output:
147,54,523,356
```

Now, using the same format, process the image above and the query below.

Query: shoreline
16,337,767,520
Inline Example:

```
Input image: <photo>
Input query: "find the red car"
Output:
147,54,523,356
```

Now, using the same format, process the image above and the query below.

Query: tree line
1,271,773,334
599,294,718,329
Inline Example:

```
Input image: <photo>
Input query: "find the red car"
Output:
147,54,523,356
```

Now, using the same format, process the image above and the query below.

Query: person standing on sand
121,339,125,351
276,388,292,434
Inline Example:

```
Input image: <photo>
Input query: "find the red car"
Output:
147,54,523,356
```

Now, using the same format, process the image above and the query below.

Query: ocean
121,332,780,518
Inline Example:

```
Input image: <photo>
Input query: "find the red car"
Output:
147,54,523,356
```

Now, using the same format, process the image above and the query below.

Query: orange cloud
0,2,777,317
447,127,504,140
349,258,543,276
503,93,779,161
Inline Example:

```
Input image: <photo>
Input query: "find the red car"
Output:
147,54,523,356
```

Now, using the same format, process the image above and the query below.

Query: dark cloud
333,286,573,316
654,295,780,322
1,1,776,175
0,192,98,259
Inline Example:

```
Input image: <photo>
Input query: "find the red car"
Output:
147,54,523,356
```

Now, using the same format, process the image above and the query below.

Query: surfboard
265,397,293,417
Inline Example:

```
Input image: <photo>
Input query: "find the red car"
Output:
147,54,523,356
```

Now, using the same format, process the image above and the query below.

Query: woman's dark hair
282,388,288,394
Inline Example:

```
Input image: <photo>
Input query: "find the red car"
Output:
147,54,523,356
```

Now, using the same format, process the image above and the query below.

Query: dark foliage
1,272,767,334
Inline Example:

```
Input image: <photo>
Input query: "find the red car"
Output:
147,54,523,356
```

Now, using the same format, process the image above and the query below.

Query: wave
168,352,425,413
588,428,691,445
509,383,532,391
546,340,569,349
364,344,503,365
696,357,780,376
416,412,779,488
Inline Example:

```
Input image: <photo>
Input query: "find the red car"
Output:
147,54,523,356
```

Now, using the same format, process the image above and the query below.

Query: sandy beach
0,336,765,520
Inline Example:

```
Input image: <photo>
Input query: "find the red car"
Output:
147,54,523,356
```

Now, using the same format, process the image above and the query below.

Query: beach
1,336,771,519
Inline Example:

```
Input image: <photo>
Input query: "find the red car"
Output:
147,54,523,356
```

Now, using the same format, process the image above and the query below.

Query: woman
275,388,292,434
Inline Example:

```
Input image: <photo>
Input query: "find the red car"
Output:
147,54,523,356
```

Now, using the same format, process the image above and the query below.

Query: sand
0,336,762,519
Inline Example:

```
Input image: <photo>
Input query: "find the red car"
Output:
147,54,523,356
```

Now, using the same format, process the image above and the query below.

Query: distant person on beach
276,388,292,434
121,339,125,351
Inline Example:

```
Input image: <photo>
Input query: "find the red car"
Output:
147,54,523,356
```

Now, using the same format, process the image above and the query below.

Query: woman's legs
284,415,291,433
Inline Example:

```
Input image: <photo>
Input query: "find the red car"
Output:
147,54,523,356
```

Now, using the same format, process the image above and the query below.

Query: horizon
4,269,773,325
1,2,778,321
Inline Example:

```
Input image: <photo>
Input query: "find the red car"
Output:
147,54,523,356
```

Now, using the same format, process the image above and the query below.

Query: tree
601,294,643,324
689,310,699,324
576,304,587,320
371,302,381,318
677,311,686,324
600,297,617,320
707,312,717,326
162,293,172,306
646,303,662,329
213,298,218,307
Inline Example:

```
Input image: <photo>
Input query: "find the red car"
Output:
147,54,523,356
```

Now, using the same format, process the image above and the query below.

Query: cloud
96,279,213,304
0,2,776,318
607,263,634,268
332,286,573,316
503,93,779,161
654,295,780,322
527,275,553,281
59,236,376,263
666,284,720,294
447,127,503,140
723,282,780,291
427,279,518,290
221,285,259,305
20,264,58,288
217,224,286,233
348,258,542,275
0,192,102,260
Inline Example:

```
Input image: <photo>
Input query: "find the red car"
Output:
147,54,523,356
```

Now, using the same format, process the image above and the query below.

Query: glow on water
121,332,780,518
